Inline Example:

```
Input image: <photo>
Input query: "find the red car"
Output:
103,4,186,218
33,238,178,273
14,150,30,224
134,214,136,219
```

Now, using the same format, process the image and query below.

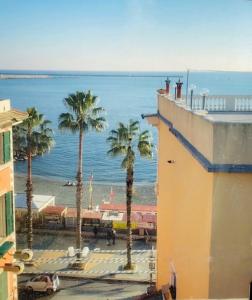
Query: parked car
25,273,60,294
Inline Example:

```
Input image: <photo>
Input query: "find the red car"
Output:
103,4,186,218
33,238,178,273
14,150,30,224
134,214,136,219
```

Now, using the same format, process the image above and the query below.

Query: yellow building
144,84,252,299
0,99,27,300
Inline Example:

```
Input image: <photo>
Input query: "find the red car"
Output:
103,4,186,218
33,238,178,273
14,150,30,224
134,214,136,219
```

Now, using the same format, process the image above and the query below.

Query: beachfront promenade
21,248,156,283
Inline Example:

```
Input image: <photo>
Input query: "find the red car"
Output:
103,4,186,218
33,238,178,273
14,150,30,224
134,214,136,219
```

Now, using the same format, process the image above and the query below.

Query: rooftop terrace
144,81,252,171
160,92,252,123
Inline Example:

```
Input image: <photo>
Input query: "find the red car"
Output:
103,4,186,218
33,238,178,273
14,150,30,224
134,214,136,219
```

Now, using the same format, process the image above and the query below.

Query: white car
25,273,60,295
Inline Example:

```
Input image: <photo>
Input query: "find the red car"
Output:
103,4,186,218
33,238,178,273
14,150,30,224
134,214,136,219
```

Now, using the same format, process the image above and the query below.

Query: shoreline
15,172,155,187
14,174,156,208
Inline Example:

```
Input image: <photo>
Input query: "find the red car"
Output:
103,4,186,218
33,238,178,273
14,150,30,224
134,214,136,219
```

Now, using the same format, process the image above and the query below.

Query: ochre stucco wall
158,95,214,163
209,173,252,298
157,120,213,299
0,166,11,196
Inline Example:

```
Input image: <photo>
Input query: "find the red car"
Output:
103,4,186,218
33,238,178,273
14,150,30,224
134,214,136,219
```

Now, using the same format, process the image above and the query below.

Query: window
0,131,11,165
0,192,13,237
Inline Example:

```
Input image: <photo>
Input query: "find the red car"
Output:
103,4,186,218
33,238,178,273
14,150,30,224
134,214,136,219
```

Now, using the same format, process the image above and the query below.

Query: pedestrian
112,228,116,245
106,228,111,246
93,226,98,239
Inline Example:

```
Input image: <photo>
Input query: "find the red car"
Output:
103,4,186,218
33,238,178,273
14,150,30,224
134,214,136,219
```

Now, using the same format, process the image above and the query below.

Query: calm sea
1,70,252,183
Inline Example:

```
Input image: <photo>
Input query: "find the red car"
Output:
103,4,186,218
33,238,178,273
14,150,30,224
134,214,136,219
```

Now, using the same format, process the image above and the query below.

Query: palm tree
14,107,54,249
107,120,153,269
58,90,106,250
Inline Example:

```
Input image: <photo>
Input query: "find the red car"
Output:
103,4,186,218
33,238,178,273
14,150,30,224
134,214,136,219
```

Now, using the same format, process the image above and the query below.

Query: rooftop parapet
158,91,252,114
144,90,252,171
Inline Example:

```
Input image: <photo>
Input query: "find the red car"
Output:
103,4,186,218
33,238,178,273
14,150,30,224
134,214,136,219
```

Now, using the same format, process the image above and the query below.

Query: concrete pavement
22,248,156,283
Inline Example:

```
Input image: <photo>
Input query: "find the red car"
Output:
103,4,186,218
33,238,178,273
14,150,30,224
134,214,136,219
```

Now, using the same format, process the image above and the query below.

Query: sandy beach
14,174,156,208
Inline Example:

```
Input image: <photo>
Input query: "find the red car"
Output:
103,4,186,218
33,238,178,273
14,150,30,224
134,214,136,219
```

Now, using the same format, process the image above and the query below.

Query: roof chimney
176,79,183,99
165,78,171,95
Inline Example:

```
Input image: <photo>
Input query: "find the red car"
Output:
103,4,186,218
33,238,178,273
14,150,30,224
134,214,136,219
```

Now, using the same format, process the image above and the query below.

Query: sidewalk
23,248,156,283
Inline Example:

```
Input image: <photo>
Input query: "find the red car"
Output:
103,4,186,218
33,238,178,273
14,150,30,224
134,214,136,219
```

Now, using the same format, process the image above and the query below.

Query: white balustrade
185,96,252,112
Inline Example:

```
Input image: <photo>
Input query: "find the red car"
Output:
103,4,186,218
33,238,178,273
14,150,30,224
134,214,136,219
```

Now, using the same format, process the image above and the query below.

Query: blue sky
0,0,251,71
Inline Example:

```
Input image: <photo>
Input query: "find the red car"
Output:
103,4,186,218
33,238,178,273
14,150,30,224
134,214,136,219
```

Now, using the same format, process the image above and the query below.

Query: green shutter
5,192,14,235
0,271,8,300
3,131,11,163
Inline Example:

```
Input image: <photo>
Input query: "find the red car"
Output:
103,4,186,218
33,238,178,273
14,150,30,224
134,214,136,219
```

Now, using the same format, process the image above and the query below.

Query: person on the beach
93,226,98,239
112,228,116,245
106,228,112,246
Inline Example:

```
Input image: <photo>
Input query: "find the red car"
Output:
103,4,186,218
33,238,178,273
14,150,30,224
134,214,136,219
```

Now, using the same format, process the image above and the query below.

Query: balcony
159,92,252,113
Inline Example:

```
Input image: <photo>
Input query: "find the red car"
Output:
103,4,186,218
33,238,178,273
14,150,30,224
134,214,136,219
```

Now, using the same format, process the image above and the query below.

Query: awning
42,205,67,216
102,211,124,221
82,209,101,220
0,241,14,258
0,109,28,127
65,208,102,220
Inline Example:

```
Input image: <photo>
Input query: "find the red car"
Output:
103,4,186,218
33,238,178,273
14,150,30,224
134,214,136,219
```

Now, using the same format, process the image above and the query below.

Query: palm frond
58,113,79,133
129,120,140,135
87,116,106,132
107,120,153,170
60,91,106,133
138,130,153,159
14,107,54,157
107,145,127,157
92,107,105,116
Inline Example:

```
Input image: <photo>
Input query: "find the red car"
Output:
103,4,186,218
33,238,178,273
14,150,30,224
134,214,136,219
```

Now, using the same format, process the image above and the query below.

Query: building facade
0,99,27,300
144,84,252,299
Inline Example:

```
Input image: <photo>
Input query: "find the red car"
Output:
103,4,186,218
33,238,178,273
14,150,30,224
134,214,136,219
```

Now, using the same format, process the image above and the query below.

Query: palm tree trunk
76,129,83,250
26,144,33,249
126,166,133,269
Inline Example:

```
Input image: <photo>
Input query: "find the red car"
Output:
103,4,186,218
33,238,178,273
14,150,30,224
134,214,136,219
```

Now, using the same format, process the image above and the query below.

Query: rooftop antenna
185,69,190,105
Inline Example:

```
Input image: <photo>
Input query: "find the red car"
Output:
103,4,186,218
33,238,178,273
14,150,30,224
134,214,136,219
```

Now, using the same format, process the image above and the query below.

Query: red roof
82,209,101,220
100,203,156,213
42,205,66,215
65,208,101,220
65,208,77,218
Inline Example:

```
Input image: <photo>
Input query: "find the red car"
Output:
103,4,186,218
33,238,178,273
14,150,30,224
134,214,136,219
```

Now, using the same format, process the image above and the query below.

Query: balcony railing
161,94,252,113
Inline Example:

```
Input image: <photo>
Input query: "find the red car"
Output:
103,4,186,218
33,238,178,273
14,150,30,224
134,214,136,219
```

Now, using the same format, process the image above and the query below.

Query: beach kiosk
41,205,67,225
65,208,102,229
112,211,141,230
82,209,101,226
64,208,78,228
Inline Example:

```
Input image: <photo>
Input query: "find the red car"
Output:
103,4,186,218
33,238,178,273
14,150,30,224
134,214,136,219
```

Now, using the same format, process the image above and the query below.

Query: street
18,276,149,300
